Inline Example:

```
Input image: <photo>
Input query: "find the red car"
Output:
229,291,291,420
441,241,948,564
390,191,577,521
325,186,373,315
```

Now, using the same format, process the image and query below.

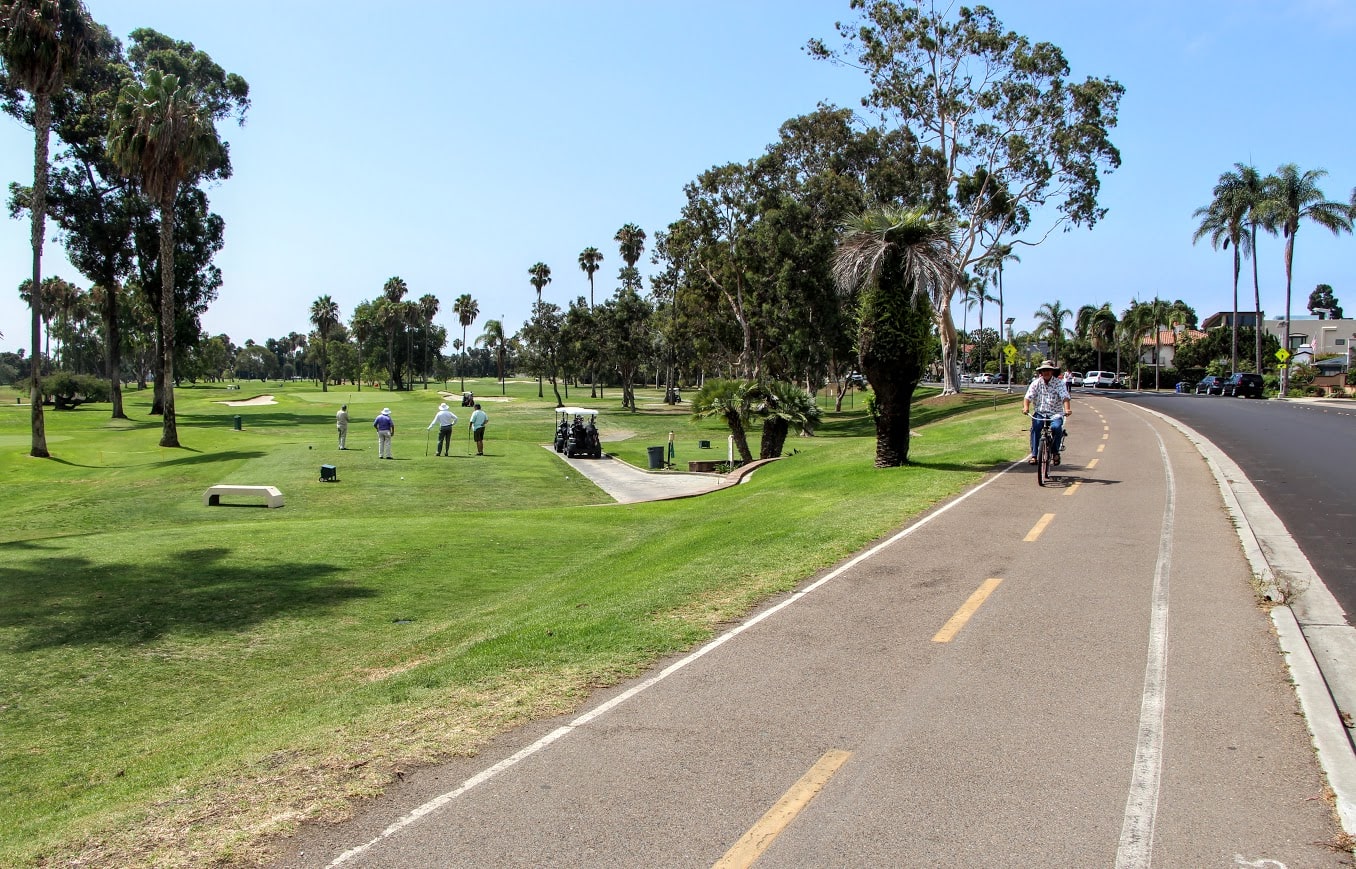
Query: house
1262,316,1356,359
1201,311,1262,330
1138,328,1206,368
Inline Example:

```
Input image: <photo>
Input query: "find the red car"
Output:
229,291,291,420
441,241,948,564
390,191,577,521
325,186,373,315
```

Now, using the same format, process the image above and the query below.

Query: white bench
204,485,284,508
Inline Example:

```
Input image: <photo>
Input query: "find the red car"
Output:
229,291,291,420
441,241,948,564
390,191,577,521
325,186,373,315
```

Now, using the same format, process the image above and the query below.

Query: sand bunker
221,394,277,406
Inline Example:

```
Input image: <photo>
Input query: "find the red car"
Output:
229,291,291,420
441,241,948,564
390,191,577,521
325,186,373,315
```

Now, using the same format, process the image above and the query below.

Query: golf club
424,427,430,457
466,421,472,456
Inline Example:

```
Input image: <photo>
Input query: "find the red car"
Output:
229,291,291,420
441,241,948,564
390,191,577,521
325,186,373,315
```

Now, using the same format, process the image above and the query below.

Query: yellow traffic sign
1276,348,1291,363
1004,344,1018,363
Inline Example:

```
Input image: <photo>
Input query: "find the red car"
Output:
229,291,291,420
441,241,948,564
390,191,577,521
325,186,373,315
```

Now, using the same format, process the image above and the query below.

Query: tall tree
832,205,958,467
0,0,94,456
1307,284,1342,319
416,293,439,388
528,261,551,303
309,294,338,391
577,246,603,309
810,1,1124,395
1261,164,1351,393
1032,301,1072,369
376,275,407,389
476,318,507,395
614,222,646,273
452,292,478,391
1193,167,1256,374
106,68,217,447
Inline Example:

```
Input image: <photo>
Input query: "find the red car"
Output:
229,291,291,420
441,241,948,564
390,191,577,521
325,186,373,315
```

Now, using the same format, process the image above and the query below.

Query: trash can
233,415,242,431
647,445,665,469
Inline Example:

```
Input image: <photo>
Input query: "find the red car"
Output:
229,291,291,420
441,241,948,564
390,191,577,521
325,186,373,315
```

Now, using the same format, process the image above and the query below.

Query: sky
2,0,1354,357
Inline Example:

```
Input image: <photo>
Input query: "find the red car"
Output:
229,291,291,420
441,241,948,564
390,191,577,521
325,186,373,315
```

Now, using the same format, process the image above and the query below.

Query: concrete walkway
548,446,771,504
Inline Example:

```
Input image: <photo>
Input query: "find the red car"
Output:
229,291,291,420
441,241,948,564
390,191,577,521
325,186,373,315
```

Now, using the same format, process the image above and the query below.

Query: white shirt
428,409,458,429
1024,376,1069,416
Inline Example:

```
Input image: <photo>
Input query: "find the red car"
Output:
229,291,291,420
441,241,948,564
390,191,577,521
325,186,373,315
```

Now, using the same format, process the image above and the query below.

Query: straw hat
1036,360,1059,373
381,408,391,415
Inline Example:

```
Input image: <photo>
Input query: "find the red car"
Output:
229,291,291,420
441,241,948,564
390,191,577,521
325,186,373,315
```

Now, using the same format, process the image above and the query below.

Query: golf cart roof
556,406,599,417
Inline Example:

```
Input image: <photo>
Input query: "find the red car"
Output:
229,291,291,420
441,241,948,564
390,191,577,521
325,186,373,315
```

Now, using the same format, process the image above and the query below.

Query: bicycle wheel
1035,428,1049,486
1040,430,1055,485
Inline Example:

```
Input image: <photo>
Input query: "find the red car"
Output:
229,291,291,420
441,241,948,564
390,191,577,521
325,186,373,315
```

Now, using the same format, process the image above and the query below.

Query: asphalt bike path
276,397,1344,867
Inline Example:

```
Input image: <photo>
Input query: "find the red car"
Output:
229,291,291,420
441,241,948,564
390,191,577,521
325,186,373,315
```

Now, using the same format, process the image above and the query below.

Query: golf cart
553,407,602,459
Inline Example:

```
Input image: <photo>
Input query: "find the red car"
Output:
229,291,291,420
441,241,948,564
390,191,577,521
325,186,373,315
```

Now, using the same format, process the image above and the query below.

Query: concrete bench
204,485,284,508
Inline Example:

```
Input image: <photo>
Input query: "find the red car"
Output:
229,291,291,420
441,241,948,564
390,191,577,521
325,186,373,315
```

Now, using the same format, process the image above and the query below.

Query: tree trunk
724,410,753,464
1251,225,1262,373
760,418,788,460
28,95,53,458
102,282,126,418
158,198,180,447
936,299,961,395
867,375,915,467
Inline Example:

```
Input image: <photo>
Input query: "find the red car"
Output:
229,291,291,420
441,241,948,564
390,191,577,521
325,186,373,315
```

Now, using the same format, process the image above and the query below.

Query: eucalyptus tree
833,206,958,467
1193,167,1257,374
1260,164,1351,393
452,292,478,390
596,287,653,411
577,246,603,309
810,1,1124,395
309,294,339,390
0,0,95,455
106,69,219,446
1032,301,1072,369
476,318,507,394
521,300,566,406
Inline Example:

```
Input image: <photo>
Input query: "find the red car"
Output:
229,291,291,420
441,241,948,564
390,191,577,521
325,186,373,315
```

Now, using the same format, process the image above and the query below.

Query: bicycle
1027,412,1065,487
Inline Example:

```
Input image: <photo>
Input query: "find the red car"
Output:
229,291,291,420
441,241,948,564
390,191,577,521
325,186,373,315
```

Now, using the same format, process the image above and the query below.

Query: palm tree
690,378,754,464
578,246,603,309
1032,301,1072,369
452,293,478,391
979,243,1020,384
417,293,439,388
614,223,646,269
1084,304,1117,372
107,68,218,448
1261,164,1352,393
1,0,95,457
477,318,507,395
309,295,339,391
528,262,551,304
378,276,407,389
1193,167,1255,374
832,206,958,467
747,380,821,460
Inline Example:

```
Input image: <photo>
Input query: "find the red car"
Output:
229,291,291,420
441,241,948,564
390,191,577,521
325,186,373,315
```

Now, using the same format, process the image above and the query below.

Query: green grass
0,377,1024,866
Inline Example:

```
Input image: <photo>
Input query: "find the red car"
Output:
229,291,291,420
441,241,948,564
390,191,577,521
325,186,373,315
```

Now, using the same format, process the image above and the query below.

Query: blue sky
2,0,1354,356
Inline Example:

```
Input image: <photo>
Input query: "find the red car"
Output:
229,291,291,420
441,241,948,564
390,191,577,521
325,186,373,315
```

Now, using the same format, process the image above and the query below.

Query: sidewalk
548,446,773,504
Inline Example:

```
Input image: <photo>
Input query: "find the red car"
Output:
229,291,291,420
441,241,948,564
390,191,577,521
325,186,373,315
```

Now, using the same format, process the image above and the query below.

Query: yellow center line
933,578,1003,643
713,749,853,869
1104,425,1110,432
1087,458,1099,469
1101,433,1109,440
1064,481,1082,497
1097,444,1105,453
1024,513,1056,542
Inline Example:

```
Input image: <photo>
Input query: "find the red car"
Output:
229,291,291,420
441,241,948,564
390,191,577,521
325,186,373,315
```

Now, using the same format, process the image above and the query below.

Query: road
272,396,1349,867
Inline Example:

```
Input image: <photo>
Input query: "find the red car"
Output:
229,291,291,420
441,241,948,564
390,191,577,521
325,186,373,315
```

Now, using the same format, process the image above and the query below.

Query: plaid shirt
1024,376,1069,416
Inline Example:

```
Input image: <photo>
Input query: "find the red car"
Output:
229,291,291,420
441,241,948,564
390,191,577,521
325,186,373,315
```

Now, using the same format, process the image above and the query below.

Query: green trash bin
647,445,665,469
233,415,242,431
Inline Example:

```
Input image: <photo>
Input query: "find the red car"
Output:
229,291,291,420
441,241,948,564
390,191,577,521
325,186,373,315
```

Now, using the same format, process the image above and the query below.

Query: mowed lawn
0,378,1025,866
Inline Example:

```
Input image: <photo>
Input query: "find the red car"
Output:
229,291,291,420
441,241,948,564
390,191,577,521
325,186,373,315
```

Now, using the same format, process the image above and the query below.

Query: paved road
273,397,1348,867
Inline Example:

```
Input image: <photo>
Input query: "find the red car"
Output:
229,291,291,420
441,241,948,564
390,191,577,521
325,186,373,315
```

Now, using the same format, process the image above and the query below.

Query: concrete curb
1126,402,1356,836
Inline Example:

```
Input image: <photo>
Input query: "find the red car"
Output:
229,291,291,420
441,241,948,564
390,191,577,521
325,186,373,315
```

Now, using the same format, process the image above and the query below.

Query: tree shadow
0,545,373,651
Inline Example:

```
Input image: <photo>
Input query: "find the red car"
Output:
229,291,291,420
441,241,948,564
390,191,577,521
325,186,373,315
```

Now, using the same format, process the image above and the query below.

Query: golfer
336,404,349,450
469,403,488,455
428,403,458,456
374,407,395,459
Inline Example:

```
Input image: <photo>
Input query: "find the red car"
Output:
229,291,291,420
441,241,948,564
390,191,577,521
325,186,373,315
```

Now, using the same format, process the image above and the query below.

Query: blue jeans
1030,413,1064,456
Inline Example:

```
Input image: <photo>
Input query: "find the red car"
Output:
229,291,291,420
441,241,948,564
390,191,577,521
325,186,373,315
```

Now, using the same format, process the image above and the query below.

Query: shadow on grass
0,545,372,650
177,411,337,427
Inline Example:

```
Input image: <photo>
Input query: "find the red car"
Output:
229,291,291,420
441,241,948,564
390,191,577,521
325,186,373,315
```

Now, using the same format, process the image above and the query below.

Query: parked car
1221,372,1264,398
1067,372,1084,387
1084,371,1117,389
973,373,994,383
1195,375,1225,395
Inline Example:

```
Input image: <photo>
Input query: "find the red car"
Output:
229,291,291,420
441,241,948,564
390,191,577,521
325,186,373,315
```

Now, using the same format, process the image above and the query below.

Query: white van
1084,371,1116,388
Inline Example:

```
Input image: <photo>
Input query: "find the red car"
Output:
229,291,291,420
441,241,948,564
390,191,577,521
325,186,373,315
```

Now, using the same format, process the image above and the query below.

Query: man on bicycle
1023,359,1072,465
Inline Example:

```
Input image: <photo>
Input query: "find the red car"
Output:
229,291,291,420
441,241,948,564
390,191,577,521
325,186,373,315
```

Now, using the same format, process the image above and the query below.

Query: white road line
1115,420,1176,869
325,461,1027,866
